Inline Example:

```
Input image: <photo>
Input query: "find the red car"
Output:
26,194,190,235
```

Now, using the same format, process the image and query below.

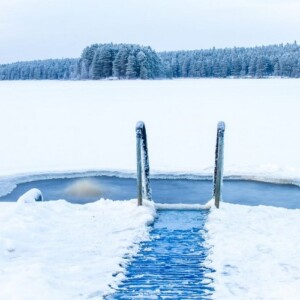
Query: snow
0,79,300,299
0,79,300,184
205,202,300,300
0,198,156,299
17,188,43,203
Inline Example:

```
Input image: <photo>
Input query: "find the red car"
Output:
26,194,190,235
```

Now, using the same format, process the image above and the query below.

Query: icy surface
0,80,300,184
109,210,213,299
205,202,300,300
0,199,155,299
155,202,211,210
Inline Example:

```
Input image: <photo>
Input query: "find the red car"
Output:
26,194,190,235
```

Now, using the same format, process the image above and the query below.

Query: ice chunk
17,188,43,203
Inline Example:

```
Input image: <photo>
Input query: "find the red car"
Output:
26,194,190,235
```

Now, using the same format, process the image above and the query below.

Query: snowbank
17,188,43,203
0,199,156,300
204,202,300,299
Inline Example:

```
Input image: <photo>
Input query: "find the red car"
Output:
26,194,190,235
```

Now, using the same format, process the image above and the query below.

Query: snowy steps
106,210,214,299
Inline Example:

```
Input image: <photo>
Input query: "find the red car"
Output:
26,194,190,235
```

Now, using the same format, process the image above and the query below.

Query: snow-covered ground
205,202,300,300
0,198,155,300
0,79,300,182
0,79,300,299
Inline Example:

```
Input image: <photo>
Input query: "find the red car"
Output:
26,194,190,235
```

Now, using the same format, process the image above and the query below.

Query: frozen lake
0,79,300,184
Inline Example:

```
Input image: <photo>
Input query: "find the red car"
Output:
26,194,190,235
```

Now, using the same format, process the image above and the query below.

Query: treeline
1,42,300,80
160,42,300,78
0,59,78,80
78,43,163,79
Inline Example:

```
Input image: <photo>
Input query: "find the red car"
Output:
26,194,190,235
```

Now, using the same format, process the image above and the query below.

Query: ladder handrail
136,121,152,206
213,121,225,208
136,120,225,208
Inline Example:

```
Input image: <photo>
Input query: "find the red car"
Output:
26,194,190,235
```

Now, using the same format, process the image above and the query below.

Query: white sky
0,0,299,63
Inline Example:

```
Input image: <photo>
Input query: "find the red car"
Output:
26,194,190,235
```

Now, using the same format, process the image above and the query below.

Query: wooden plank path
106,210,214,299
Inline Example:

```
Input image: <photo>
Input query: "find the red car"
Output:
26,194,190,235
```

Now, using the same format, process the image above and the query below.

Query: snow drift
0,199,156,299
204,202,300,300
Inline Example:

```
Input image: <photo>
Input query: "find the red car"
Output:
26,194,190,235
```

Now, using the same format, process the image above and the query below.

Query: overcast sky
0,0,299,63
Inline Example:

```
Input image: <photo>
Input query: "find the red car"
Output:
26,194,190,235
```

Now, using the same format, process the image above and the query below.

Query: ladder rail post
136,121,152,206
213,121,225,208
136,123,143,206
141,124,152,201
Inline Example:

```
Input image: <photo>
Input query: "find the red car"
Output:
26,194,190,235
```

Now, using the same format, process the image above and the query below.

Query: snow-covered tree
126,54,137,79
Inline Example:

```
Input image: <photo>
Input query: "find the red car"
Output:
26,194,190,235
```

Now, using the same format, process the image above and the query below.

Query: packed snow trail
106,210,214,299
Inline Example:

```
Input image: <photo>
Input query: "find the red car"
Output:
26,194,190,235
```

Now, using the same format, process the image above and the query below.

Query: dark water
0,175,299,209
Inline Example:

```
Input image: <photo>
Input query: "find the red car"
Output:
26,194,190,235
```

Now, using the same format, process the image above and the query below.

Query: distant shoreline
1,42,300,80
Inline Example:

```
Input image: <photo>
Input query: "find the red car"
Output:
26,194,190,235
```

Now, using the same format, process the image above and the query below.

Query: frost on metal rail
213,121,225,208
136,121,152,206
136,120,226,209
